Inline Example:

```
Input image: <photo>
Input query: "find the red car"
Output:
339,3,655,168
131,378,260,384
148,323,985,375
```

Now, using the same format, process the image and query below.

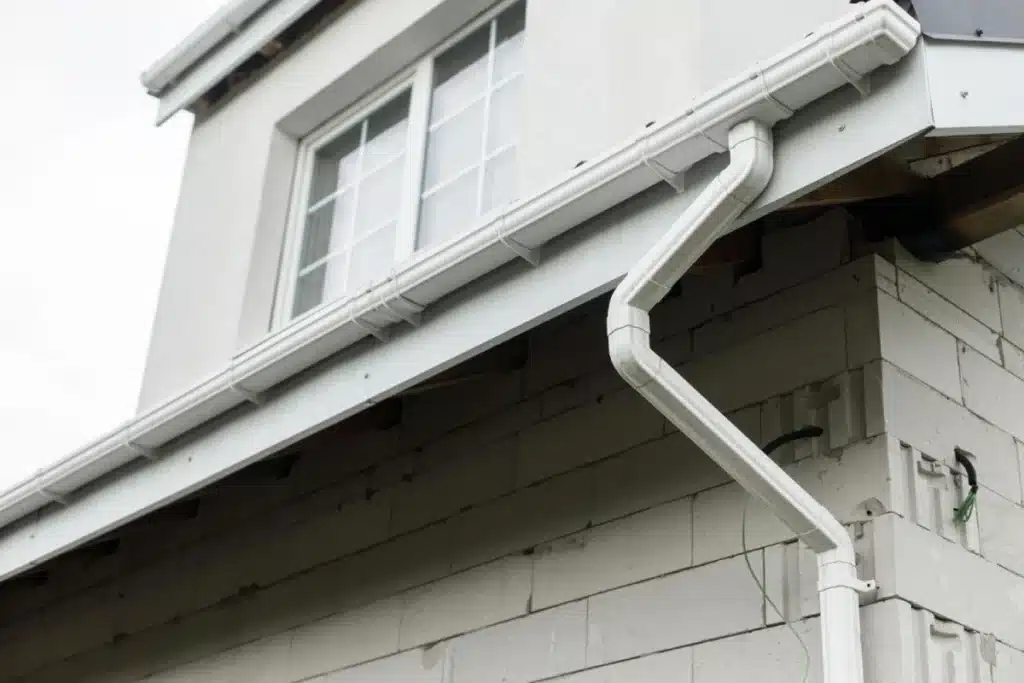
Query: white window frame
274,0,525,328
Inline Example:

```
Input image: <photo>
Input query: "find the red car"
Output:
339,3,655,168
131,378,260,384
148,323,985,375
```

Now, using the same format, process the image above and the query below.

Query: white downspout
607,119,873,683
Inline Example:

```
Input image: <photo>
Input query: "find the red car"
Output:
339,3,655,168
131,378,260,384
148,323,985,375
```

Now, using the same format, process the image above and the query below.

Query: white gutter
608,120,873,683
142,0,276,95
0,2,920,539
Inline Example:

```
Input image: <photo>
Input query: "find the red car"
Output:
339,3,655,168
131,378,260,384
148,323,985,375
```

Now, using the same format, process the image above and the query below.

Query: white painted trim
922,39,1024,136
0,1,923,580
151,0,326,125
141,0,276,94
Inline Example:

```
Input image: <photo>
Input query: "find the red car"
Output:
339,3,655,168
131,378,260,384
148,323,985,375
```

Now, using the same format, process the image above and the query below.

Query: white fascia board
0,26,936,583
142,0,277,95
150,0,323,125
0,0,920,536
921,39,1024,136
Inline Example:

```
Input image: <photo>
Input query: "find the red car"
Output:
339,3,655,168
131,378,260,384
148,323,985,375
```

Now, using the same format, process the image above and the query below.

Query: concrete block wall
0,214,1019,683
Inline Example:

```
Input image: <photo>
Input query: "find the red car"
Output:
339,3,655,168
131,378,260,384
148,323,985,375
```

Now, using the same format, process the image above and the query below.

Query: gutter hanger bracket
699,127,729,154
121,424,160,460
640,128,686,192
36,488,68,506
380,287,425,327
228,378,266,406
827,40,871,96
125,442,159,461
498,213,541,266
350,312,390,342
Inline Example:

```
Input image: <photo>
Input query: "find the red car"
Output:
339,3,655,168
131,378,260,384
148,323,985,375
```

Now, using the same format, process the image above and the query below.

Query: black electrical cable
762,425,825,455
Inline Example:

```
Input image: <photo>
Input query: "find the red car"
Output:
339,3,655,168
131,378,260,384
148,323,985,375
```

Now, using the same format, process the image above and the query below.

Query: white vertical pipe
607,119,869,683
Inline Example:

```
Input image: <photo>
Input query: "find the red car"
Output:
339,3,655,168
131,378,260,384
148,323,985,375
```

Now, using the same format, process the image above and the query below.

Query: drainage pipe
607,119,873,683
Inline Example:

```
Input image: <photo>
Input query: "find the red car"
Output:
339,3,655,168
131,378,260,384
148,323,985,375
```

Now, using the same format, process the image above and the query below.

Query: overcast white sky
0,0,224,489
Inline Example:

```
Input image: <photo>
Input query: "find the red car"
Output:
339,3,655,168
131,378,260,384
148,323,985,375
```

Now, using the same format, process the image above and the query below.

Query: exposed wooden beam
925,134,1024,253
785,157,924,209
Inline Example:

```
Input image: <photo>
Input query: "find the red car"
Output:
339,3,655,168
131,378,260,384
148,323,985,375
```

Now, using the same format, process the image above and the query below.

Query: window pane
418,170,479,249
292,90,411,320
355,156,405,241
424,101,484,191
300,192,353,268
348,225,397,293
482,146,517,213
431,24,490,122
311,126,361,203
494,3,526,82
293,264,327,317
364,92,410,174
486,76,522,153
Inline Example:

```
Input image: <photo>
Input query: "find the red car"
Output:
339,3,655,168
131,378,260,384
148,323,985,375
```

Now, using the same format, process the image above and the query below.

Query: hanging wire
740,425,824,683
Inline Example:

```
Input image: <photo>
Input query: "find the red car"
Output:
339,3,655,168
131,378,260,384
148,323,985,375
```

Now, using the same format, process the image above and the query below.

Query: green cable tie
954,488,977,523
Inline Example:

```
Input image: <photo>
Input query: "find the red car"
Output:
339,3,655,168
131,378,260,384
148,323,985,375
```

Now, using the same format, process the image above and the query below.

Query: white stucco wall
138,0,858,411
5,214,1022,683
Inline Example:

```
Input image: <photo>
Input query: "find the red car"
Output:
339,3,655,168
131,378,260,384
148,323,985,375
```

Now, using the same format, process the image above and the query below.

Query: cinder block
994,642,1024,683
764,538,822,624
524,303,609,395
760,369,876,464
887,441,980,552
142,649,239,683
588,431,728,526
363,522,454,597
881,362,1022,505
447,601,588,683
448,466,595,571
692,617,822,683
248,486,393,588
325,649,447,683
978,487,1024,578
998,337,1024,380
684,306,848,413
732,209,852,306
585,555,765,666
693,256,879,357
517,388,664,486
0,587,120,678
288,428,401,503
408,395,542,467
285,595,401,682
871,514,1024,652
897,269,1000,361
998,280,1024,350
398,555,532,649
845,292,881,369
219,633,294,683
692,438,888,565
532,498,692,610
974,230,1024,288
909,609,996,683
538,367,625,420
893,244,1002,331
878,292,963,401
960,344,1024,443
652,269,734,341
390,435,517,535
549,647,692,683
401,370,524,447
